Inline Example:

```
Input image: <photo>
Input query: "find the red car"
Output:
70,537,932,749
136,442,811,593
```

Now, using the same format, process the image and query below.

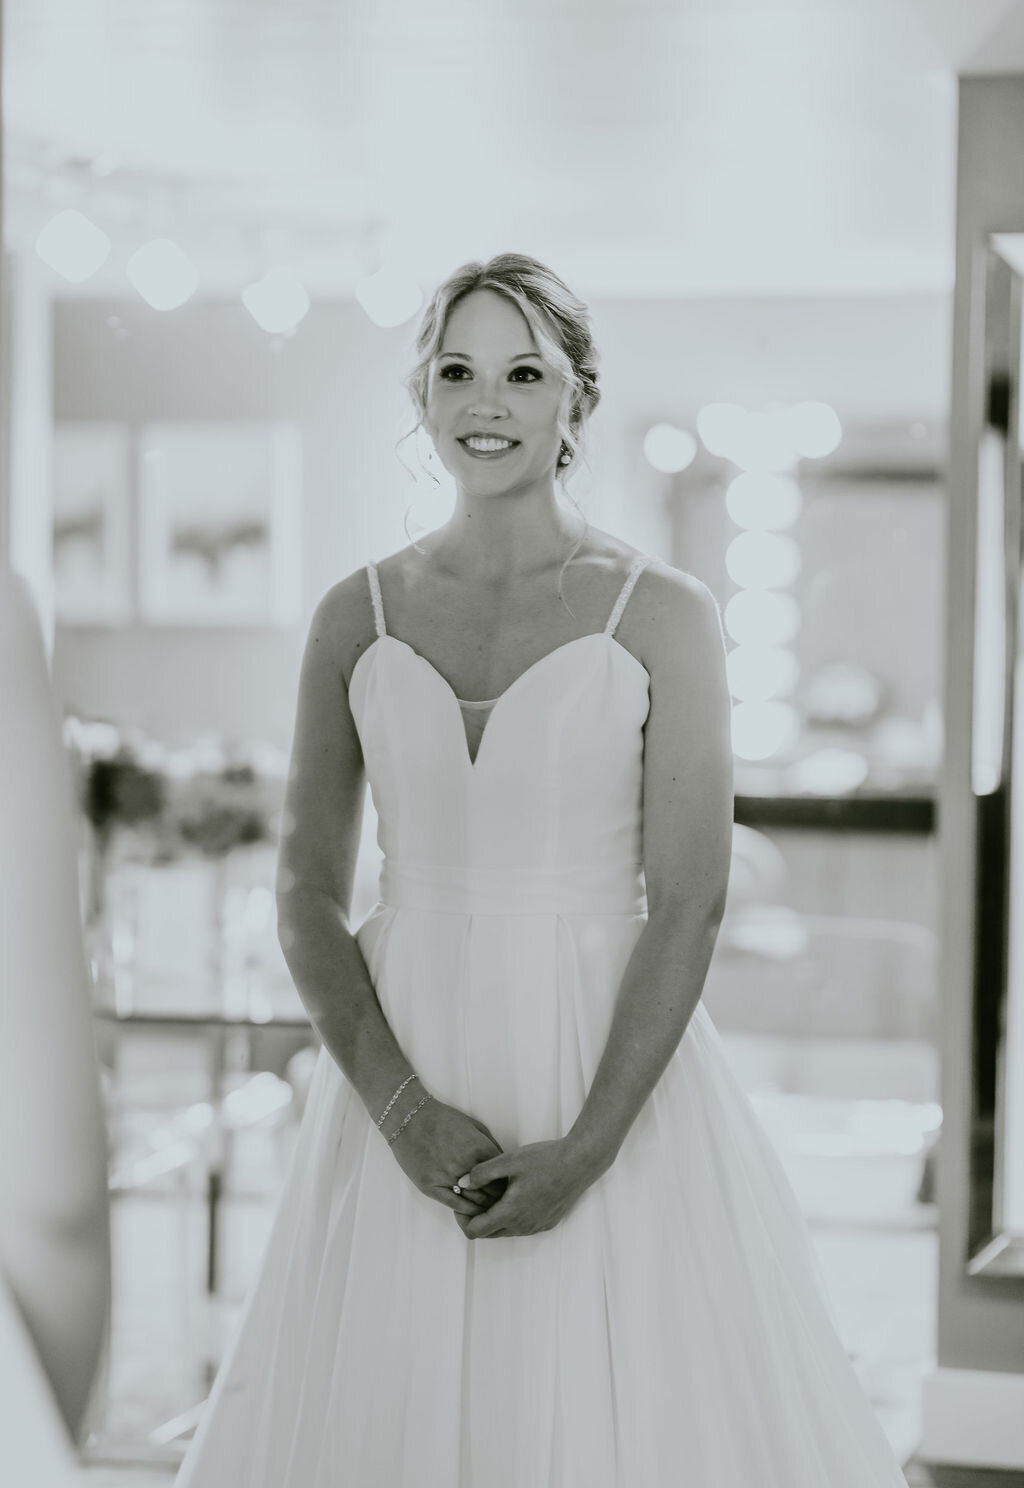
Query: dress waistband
378,857,648,916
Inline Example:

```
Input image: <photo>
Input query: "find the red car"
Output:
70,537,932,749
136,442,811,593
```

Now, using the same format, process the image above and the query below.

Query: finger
465,1204,515,1239
466,1154,512,1188
436,1187,489,1215
451,1174,492,1202
455,1187,489,1204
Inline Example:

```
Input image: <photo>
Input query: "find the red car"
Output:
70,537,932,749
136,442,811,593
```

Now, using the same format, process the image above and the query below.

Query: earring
558,443,572,467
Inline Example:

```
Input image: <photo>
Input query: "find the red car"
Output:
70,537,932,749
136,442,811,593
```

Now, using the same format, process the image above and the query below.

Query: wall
49,288,951,749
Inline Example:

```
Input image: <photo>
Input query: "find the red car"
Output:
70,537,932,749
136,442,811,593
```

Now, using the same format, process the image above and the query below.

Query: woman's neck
425,490,583,581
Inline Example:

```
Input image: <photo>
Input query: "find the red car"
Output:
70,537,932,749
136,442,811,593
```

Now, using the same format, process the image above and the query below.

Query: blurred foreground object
0,568,111,1473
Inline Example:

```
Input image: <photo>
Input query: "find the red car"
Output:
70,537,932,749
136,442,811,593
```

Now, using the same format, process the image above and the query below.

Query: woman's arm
563,566,734,1174
275,576,421,1120
277,577,507,1216
0,570,111,1438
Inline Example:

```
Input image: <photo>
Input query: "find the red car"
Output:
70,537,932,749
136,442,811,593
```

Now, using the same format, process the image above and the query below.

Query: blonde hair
398,253,602,611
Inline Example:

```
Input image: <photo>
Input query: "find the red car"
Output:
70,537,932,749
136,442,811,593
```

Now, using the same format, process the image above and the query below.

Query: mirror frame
965,234,1024,1280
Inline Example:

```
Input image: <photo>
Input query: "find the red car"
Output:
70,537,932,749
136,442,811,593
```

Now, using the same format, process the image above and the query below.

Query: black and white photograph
3,3,1024,1486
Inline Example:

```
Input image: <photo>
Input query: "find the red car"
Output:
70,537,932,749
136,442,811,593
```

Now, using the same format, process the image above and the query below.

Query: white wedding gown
0,1268,83,1486
176,553,909,1487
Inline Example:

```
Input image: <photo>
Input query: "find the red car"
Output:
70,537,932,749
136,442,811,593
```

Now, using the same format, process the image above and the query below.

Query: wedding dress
0,1268,83,1486
176,552,909,1486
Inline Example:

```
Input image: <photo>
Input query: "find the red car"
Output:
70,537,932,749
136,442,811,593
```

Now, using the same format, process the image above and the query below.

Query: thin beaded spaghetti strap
366,562,387,638
604,554,648,638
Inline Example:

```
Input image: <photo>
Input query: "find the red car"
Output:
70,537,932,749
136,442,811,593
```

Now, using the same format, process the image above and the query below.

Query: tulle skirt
175,901,908,1487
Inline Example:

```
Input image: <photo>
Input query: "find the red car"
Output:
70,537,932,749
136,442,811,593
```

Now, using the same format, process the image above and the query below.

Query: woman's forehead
441,290,539,350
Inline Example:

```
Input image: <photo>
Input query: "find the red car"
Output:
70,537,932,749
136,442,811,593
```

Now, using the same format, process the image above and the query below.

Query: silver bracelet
376,1073,419,1129
386,1093,434,1146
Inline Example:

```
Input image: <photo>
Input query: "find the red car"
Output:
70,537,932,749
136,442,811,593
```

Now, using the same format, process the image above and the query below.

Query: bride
176,253,908,1486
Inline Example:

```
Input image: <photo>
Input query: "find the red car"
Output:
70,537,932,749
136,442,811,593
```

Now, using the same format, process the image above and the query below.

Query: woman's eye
437,364,542,383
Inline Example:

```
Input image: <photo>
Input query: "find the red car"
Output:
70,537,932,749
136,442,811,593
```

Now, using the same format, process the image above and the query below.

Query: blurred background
4,2,1024,1482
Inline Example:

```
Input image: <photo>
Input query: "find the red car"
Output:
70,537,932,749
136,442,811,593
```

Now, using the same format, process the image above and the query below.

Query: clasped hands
387,1096,607,1240
451,1137,597,1239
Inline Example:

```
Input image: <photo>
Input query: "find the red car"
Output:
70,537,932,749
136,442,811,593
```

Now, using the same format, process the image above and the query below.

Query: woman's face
424,288,568,492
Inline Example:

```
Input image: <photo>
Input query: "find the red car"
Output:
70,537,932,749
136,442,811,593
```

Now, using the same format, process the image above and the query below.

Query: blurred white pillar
2,252,55,659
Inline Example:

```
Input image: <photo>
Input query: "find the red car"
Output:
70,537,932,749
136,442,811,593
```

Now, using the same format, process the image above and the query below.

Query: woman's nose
467,381,510,417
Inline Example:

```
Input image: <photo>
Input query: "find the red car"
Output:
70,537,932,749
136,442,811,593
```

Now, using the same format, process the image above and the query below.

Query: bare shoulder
305,566,379,689
621,553,725,675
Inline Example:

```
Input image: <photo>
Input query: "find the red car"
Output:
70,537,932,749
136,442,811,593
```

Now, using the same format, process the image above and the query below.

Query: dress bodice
454,696,498,769
347,555,651,891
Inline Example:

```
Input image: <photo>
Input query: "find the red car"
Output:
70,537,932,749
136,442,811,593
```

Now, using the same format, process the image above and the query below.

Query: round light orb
786,746,869,795
729,409,798,473
726,645,800,703
724,589,801,647
725,531,801,590
731,700,801,761
126,238,199,310
725,472,803,532
643,423,697,474
696,402,747,458
787,401,842,458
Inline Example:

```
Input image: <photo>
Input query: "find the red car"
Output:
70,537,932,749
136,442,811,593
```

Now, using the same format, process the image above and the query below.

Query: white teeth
464,437,514,452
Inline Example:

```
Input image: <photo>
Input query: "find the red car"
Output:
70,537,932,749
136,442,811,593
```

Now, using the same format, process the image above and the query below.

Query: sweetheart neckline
348,630,650,772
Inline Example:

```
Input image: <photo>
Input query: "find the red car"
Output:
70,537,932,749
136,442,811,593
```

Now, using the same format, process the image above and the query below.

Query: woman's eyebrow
437,351,543,362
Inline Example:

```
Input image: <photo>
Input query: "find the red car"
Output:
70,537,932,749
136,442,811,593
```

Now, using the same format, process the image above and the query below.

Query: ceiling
3,0,1023,298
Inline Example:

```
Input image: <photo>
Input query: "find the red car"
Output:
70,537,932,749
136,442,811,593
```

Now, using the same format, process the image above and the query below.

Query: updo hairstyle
401,253,601,605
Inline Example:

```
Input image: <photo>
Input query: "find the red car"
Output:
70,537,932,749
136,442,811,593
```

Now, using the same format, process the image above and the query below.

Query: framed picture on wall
52,422,134,625
137,421,302,626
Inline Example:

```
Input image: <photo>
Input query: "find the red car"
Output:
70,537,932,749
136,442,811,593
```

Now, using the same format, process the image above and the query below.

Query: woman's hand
451,1139,599,1239
387,1097,509,1218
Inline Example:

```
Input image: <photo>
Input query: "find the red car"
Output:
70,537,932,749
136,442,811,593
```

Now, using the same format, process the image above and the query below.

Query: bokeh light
728,409,799,473
724,589,801,647
355,263,423,327
643,423,697,473
731,701,801,761
725,472,803,531
242,267,311,334
696,402,746,458
786,746,869,795
725,531,802,590
34,209,110,282
126,238,199,310
786,401,842,458
726,645,800,703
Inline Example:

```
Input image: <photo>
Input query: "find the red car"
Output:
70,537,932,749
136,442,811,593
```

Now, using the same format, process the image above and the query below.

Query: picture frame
137,421,302,626
52,422,134,625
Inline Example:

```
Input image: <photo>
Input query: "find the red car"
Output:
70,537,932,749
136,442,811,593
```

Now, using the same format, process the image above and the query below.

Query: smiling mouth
458,437,520,457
